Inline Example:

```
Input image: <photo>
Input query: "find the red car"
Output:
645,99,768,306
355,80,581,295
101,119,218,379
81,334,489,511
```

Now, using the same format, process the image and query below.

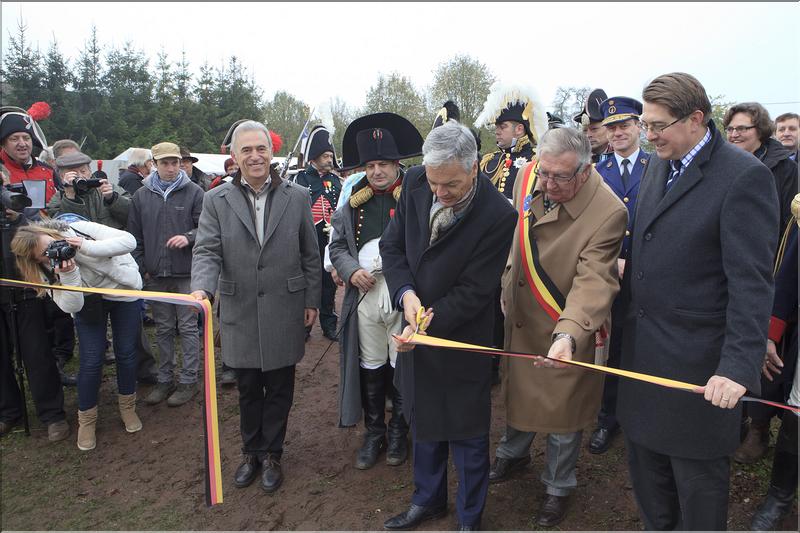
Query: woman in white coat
11,219,143,451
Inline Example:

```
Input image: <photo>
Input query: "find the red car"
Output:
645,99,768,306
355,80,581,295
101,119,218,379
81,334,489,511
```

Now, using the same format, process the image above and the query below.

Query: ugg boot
77,406,98,451
356,366,387,470
118,393,142,433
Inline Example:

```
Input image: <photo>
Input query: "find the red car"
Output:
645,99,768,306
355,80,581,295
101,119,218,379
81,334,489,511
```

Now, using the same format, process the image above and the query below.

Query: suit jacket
501,165,627,433
596,149,651,258
191,176,321,371
617,120,779,459
380,167,517,441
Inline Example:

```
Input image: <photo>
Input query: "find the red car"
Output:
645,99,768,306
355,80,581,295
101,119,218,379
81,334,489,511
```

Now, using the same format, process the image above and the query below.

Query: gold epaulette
393,186,402,202
479,151,495,171
349,186,373,208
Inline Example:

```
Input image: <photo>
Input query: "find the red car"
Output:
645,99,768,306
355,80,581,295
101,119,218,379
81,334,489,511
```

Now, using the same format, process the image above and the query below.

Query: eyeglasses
725,125,756,135
640,112,693,135
536,163,583,185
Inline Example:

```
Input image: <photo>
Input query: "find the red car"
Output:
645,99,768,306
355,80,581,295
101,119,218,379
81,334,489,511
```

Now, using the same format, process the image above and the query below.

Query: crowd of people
0,70,798,531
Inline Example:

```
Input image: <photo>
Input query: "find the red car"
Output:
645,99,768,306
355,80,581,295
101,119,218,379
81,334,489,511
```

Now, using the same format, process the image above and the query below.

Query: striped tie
665,160,682,192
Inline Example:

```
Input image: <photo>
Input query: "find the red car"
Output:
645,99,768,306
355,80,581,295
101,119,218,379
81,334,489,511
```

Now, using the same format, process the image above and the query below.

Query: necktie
665,160,682,192
621,159,630,191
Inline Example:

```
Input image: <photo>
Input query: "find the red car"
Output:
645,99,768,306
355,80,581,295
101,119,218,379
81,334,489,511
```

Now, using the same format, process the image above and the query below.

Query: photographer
10,219,144,451
1,167,69,442
46,151,130,230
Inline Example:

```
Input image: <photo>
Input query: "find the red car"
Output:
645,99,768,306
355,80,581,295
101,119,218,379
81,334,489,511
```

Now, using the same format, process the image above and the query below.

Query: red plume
27,101,52,121
269,131,283,154
220,144,227,155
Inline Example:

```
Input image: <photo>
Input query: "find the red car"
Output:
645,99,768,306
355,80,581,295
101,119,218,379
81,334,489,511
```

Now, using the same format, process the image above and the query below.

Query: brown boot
77,407,98,451
733,421,769,464
118,393,142,433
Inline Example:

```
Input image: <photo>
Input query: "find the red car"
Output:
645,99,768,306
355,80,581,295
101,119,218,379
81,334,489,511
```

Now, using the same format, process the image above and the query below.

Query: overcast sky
2,2,799,120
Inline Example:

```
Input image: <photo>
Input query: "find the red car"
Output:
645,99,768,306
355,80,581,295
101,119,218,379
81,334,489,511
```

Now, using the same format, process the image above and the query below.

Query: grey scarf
429,179,477,244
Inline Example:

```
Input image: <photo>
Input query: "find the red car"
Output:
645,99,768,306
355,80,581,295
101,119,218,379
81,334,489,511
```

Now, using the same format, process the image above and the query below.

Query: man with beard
293,126,342,341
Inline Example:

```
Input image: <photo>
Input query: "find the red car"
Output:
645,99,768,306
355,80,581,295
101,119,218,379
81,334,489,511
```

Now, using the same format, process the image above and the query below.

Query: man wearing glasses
617,72,779,530
492,127,627,527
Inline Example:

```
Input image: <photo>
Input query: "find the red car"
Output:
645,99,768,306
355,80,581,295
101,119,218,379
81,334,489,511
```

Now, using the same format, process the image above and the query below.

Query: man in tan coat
492,127,627,527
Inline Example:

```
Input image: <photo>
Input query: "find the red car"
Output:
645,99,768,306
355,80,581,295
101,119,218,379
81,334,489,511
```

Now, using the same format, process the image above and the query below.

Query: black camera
73,178,103,195
43,240,77,268
1,183,32,212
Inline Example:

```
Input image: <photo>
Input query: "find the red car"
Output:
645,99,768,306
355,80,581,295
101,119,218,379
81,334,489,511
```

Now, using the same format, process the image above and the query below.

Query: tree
429,54,495,126
364,72,428,134
264,90,310,156
1,18,44,107
41,36,78,143
550,86,590,125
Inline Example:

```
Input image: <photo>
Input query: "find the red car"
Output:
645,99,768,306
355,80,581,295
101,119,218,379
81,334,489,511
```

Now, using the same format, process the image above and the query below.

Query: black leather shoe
489,456,531,483
458,520,481,531
261,454,283,493
537,494,569,527
356,433,386,470
588,426,618,455
234,454,261,488
384,503,447,530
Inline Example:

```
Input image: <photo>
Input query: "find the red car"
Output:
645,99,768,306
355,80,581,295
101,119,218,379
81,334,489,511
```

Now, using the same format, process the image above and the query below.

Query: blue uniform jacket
596,149,650,258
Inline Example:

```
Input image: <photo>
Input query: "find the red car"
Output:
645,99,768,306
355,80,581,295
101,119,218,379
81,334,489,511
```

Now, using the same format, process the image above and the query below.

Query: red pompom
220,143,228,154
27,101,51,121
269,131,283,154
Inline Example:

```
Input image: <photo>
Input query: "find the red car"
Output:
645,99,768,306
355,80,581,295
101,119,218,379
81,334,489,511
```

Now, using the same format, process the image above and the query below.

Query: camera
73,178,103,195
43,240,77,268
1,183,32,212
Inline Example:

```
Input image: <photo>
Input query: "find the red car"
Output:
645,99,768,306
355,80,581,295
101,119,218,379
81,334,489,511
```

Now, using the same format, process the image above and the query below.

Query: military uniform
479,135,535,200
573,88,614,165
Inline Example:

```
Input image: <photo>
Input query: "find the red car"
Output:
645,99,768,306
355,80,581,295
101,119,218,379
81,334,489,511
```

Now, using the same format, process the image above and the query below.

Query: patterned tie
621,159,631,191
665,160,682,192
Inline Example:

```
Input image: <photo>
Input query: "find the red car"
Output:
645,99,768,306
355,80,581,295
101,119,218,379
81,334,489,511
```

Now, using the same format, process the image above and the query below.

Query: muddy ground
1,302,797,531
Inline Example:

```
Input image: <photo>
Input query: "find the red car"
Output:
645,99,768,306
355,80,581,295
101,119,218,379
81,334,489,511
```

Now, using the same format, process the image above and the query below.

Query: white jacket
47,220,143,314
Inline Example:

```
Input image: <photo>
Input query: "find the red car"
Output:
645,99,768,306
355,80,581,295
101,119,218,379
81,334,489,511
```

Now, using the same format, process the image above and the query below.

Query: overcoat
617,121,779,459
191,177,321,371
501,164,627,433
380,167,517,442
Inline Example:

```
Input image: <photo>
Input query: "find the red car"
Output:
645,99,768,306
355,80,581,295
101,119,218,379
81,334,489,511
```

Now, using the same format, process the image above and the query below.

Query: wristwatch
552,332,576,354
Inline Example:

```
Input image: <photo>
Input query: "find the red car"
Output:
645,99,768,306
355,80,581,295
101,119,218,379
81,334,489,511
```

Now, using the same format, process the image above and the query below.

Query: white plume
474,82,548,143
314,99,336,137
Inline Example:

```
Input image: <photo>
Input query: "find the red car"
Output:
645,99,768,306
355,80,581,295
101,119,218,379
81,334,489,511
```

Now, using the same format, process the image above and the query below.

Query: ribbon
394,332,800,415
0,278,224,506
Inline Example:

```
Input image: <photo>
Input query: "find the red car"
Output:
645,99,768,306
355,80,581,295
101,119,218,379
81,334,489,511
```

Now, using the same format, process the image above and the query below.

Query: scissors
412,306,431,337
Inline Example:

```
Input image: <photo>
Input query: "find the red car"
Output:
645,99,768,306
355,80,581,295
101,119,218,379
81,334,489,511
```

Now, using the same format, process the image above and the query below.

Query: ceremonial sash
518,161,565,322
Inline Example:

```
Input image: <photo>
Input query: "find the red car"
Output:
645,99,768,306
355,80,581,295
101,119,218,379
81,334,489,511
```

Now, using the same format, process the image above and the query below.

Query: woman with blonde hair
11,217,143,450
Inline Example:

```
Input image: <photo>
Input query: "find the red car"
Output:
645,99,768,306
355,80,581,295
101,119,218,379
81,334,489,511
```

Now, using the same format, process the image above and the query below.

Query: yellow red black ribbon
0,278,224,506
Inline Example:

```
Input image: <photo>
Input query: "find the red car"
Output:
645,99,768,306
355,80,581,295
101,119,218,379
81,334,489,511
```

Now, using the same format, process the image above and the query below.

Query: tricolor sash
518,161,566,322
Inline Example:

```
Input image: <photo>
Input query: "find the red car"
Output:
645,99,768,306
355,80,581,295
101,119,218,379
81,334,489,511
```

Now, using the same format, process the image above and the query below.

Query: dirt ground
1,298,797,531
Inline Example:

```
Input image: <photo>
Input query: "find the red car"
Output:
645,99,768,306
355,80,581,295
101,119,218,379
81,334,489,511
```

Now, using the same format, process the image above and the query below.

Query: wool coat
380,167,517,442
191,177,321,371
501,164,628,434
617,121,779,460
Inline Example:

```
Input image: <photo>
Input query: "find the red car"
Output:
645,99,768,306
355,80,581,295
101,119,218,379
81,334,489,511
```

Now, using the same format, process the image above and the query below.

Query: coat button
583,320,590,327
258,291,265,297
625,230,630,237
518,279,525,287
636,271,644,280
644,232,652,241
623,197,629,203
515,322,523,328
637,308,645,318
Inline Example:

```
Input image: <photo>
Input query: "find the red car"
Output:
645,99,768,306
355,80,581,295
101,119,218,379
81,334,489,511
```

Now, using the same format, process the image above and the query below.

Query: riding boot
385,365,409,466
355,365,387,470
750,413,798,531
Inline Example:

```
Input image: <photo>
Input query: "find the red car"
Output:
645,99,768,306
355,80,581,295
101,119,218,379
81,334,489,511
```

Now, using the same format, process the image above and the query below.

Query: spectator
118,148,153,195
10,219,144,451
128,142,204,407
775,112,799,161
52,139,80,159
0,107,57,209
179,146,212,191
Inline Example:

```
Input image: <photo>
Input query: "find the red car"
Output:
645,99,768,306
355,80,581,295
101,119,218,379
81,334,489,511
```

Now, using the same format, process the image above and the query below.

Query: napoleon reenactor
573,88,614,164
588,96,650,454
475,83,546,200
329,113,423,470
293,125,342,341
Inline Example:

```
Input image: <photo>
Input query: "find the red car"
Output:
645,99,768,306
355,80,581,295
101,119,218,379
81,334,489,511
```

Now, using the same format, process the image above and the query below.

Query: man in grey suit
617,73,779,530
191,120,321,494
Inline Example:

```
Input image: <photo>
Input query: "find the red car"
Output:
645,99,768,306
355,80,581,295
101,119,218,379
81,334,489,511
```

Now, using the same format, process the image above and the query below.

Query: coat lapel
602,158,625,198
263,181,290,247
223,186,259,244
647,140,714,226
414,174,434,246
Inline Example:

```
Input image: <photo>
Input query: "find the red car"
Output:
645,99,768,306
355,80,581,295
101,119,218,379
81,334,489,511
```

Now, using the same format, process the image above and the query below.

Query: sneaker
144,382,176,405
167,383,197,407
47,419,70,442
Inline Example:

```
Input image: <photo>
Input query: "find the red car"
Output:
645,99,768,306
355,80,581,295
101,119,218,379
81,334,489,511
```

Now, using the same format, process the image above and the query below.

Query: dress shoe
261,454,283,493
47,419,70,442
489,455,531,483
233,454,260,488
458,520,481,531
384,503,448,530
537,494,569,527
588,426,618,455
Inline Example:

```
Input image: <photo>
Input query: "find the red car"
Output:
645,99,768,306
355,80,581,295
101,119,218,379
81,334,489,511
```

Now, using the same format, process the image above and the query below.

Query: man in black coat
380,122,517,531
617,72,779,531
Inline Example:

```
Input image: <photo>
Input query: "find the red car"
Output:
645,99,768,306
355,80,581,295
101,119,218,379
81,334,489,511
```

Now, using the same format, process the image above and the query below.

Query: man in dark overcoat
617,72,779,531
380,122,517,531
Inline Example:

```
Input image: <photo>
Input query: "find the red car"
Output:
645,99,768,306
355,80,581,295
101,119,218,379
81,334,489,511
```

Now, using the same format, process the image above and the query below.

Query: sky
2,2,799,120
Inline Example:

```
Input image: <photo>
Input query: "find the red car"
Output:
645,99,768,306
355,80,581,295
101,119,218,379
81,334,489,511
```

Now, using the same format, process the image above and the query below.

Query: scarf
148,169,189,200
429,178,478,244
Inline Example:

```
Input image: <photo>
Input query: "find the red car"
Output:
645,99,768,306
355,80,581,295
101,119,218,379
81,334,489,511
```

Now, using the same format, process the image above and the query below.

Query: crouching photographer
10,218,144,451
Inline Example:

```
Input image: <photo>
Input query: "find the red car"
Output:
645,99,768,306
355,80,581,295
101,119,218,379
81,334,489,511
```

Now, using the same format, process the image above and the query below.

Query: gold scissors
412,306,431,337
